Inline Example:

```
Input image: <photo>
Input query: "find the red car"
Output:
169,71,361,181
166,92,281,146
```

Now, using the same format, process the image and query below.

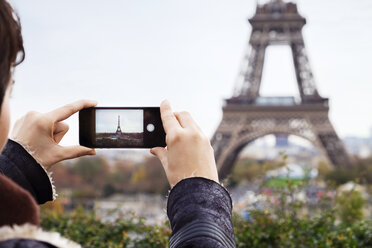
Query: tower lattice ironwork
116,115,122,135
211,0,352,179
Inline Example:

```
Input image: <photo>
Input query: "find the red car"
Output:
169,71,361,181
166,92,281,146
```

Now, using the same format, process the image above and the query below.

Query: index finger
160,100,180,133
48,100,98,122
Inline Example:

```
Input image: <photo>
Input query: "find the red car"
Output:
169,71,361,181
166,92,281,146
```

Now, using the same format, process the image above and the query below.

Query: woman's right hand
11,100,97,171
150,100,219,188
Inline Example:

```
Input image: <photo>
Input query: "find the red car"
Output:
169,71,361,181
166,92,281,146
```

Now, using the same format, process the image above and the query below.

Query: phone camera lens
146,124,155,132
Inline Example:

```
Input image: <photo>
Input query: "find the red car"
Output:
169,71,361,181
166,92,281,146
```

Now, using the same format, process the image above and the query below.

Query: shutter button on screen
146,124,155,132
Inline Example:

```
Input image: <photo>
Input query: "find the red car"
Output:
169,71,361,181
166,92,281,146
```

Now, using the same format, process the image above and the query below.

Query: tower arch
216,130,324,179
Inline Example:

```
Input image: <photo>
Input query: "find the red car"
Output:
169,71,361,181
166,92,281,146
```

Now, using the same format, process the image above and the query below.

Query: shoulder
0,224,80,248
0,239,57,248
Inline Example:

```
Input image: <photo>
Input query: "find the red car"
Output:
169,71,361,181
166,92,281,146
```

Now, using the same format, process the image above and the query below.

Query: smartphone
79,107,166,148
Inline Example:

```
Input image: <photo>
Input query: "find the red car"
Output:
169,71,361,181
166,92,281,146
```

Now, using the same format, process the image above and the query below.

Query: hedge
40,207,372,248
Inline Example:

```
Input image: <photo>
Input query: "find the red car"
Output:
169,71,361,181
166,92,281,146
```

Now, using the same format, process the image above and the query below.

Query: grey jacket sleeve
0,139,53,204
167,177,236,248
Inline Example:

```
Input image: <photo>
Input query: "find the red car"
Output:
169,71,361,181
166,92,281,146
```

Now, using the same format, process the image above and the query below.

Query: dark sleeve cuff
0,139,53,204
167,177,235,248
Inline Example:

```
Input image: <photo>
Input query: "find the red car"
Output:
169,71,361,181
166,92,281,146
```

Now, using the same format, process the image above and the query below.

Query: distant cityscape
60,127,372,225
240,127,372,162
343,128,372,158
90,126,372,167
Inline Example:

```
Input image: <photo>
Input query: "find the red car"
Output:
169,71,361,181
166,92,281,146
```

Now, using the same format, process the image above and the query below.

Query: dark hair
0,0,24,109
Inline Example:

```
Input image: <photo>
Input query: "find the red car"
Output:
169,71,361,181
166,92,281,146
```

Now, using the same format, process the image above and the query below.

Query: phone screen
96,109,144,147
79,107,165,148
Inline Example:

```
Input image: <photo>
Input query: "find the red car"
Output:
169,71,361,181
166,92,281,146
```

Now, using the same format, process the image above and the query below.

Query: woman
0,1,235,247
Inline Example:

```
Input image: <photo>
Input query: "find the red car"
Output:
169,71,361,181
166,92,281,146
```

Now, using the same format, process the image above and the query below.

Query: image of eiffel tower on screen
96,109,144,147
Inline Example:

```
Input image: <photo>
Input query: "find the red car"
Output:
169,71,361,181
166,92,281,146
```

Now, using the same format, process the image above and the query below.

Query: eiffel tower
211,0,352,179
116,115,122,135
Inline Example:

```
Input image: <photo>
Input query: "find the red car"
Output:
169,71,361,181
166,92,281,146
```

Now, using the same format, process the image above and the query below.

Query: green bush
325,157,372,186
41,207,170,248
336,190,366,226
234,211,372,248
40,207,372,248
41,156,372,247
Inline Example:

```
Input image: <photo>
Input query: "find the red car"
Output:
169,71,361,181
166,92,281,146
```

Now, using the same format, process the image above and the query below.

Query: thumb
150,147,168,168
60,145,96,160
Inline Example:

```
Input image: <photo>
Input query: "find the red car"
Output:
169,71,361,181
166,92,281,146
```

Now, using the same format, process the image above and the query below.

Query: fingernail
90,149,96,155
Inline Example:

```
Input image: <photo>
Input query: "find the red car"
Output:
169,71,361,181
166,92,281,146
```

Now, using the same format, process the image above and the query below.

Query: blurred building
240,134,322,165
343,130,372,158
265,163,318,180
275,134,289,147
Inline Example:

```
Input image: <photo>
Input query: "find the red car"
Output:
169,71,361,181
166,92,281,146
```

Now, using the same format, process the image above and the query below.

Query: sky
96,109,143,133
7,0,372,147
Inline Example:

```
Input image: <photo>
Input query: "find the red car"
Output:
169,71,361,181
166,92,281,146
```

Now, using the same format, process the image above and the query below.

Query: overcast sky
8,0,372,147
